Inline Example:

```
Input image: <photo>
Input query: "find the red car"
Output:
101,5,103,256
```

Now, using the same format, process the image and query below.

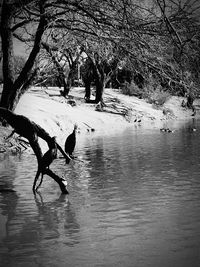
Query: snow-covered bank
1,86,199,153
15,86,198,138
15,87,130,144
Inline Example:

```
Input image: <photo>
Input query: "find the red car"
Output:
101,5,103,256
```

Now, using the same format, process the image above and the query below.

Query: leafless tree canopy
0,0,200,109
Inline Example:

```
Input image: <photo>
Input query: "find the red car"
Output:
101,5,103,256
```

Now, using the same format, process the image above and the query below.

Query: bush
120,79,170,106
120,81,142,98
145,87,171,106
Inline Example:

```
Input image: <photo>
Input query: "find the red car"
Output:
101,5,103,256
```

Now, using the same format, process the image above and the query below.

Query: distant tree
80,40,124,103
41,42,68,89
40,30,85,96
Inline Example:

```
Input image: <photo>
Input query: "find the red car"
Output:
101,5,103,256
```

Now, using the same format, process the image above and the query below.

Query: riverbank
0,86,199,153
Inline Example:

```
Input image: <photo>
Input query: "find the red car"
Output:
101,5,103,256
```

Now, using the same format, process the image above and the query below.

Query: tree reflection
0,190,80,266
34,192,80,246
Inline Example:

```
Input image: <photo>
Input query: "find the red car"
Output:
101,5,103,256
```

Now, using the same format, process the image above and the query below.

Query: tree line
0,0,200,111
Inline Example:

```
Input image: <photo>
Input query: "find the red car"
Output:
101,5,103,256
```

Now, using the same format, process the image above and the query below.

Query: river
0,120,200,267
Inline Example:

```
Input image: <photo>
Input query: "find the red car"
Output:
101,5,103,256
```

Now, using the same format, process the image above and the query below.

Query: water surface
0,120,200,267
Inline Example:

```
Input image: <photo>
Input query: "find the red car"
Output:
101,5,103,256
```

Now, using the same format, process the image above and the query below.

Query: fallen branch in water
0,108,69,194
44,169,69,194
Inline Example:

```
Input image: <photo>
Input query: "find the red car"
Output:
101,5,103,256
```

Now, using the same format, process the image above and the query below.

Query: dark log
0,108,70,193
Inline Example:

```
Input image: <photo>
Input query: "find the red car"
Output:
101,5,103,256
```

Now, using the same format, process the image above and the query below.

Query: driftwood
0,133,30,154
95,98,133,122
0,108,70,194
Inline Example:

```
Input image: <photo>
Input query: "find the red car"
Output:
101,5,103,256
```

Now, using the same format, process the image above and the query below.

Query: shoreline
0,86,198,153
16,86,198,129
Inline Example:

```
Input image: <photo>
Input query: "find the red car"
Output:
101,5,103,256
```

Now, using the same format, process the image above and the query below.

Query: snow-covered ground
15,86,198,139
1,85,198,154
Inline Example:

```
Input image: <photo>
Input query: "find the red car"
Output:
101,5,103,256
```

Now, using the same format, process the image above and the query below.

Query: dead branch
0,108,69,193
44,169,69,194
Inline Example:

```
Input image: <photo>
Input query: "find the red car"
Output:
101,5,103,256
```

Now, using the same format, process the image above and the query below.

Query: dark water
0,120,200,267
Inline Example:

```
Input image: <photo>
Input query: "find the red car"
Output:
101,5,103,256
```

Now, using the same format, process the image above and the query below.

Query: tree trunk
93,63,105,103
0,0,47,111
62,52,82,97
84,80,92,100
63,64,77,96
95,79,104,103
80,57,94,100
0,1,15,109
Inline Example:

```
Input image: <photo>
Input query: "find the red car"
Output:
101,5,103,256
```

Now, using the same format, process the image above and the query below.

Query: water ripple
1,123,200,266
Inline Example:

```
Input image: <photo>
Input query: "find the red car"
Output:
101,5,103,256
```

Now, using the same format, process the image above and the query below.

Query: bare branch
156,0,183,48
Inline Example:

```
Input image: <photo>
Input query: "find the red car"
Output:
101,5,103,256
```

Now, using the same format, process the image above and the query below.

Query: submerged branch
0,108,70,193
44,169,69,194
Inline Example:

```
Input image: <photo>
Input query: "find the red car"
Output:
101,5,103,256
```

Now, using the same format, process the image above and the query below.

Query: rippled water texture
0,120,200,267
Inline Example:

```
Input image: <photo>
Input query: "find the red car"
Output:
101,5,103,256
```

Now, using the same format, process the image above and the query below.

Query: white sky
13,38,29,57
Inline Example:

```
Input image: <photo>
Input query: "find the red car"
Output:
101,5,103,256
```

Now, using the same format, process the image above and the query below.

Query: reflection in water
0,189,80,266
1,120,200,266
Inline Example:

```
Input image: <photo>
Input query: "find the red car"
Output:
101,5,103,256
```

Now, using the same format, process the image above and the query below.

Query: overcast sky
13,38,29,57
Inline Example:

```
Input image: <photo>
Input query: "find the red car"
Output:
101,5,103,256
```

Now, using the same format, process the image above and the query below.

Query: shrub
120,79,170,106
145,87,171,106
120,81,142,98
142,75,169,105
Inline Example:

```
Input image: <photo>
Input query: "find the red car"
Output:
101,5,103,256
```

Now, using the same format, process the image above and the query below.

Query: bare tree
1,0,155,110
154,0,200,93
40,30,84,96
2,0,199,111
0,0,114,109
0,0,48,110
80,40,121,103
